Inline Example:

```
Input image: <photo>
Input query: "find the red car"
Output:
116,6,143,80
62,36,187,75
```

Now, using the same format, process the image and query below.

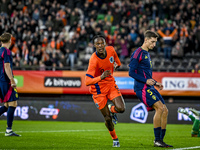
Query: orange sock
109,129,118,140
111,106,118,113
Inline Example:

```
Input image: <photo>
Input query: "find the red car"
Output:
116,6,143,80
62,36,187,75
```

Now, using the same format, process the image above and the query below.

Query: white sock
194,115,200,120
6,129,12,133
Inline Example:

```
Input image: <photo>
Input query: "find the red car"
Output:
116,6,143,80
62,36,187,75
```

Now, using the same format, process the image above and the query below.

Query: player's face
94,38,106,54
146,37,157,50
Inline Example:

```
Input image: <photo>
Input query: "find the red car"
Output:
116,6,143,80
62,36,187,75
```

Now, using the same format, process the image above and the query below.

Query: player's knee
156,106,164,113
163,107,168,115
104,115,112,123
117,106,125,113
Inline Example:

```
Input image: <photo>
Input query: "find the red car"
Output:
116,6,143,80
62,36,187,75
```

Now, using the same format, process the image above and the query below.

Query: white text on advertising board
162,77,200,91
130,103,148,123
44,77,81,87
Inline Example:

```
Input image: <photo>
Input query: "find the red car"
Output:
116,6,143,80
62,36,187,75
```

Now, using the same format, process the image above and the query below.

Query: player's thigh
111,96,125,109
93,94,108,110
152,100,164,111
8,101,17,107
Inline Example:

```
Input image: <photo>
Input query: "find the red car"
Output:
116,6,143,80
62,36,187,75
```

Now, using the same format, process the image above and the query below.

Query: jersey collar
95,50,107,59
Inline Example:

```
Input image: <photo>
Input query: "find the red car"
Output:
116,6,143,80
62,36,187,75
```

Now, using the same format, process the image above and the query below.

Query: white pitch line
0,129,105,133
167,146,200,150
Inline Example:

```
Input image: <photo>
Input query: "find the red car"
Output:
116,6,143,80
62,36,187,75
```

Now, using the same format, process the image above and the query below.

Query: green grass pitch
0,120,199,150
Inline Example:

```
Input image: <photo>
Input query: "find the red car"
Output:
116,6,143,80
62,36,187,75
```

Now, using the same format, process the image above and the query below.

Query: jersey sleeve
3,49,11,63
85,57,101,86
113,47,121,66
129,52,147,83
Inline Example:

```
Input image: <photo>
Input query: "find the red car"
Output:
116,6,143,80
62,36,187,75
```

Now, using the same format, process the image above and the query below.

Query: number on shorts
147,89,153,95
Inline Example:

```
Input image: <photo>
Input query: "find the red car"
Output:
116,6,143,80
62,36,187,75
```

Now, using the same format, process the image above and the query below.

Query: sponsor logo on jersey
152,95,156,100
44,77,81,87
109,56,114,63
130,103,148,123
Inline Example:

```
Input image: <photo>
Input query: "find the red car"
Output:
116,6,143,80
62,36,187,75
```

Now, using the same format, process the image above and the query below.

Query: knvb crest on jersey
130,103,148,123
109,56,114,63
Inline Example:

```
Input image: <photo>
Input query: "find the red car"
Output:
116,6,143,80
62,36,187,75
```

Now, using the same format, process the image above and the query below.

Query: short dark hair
144,30,159,38
0,32,12,43
92,35,105,44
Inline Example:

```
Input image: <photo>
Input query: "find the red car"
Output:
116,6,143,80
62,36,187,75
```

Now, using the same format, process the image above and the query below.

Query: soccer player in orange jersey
85,35,125,147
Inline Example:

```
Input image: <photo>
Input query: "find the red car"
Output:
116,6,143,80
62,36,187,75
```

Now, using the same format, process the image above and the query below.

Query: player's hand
114,62,119,71
155,82,163,90
146,79,156,86
101,70,111,80
10,78,16,88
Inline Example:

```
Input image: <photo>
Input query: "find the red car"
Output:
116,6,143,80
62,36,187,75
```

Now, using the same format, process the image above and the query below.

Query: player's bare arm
101,70,111,80
4,63,16,88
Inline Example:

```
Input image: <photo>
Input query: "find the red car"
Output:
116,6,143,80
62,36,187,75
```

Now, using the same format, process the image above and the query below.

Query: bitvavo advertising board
0,100,199,124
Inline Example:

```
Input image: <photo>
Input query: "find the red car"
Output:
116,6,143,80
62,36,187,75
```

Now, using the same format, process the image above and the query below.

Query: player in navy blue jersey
129,30,172,147
0,32,20,136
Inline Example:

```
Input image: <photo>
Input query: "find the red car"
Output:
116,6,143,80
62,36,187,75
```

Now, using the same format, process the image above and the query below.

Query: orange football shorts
92,83,122,110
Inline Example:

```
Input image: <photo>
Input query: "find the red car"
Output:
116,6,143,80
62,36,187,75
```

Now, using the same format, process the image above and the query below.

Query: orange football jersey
85,46,121,95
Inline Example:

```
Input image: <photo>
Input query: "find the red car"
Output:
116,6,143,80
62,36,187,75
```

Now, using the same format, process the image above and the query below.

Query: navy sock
7,106,16,129
154,127,161,141
160,129,166,141
0,106,8,116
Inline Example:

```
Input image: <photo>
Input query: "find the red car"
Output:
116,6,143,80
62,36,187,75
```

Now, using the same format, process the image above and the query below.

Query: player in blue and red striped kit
129,30,172,147
0,32,20,136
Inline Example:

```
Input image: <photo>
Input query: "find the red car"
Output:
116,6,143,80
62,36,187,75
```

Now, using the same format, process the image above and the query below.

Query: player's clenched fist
146,79,156,86
10,78,17,88
155,82,163,90
101,70,111,80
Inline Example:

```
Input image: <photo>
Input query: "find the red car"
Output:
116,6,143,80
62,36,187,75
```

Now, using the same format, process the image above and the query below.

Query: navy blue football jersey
129,47,155,91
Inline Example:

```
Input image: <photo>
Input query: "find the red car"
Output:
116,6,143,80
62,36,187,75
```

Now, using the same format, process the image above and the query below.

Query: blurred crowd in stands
0,0,200,72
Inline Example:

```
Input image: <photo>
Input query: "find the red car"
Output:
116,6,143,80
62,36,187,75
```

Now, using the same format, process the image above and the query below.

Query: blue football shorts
0,81,19,103
136,86,165,111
